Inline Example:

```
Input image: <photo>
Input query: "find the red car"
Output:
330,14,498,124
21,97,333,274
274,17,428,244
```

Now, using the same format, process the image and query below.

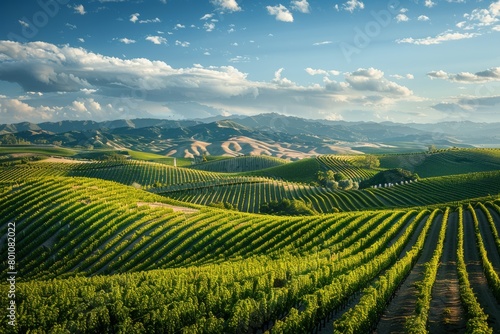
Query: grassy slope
244,158,322,183
379,148,500,177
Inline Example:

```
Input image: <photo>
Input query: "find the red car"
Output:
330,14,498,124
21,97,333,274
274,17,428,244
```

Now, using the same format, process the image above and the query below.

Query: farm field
1,147,500,333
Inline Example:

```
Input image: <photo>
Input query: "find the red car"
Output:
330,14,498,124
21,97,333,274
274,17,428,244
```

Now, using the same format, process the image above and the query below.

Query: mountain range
1,113,499,158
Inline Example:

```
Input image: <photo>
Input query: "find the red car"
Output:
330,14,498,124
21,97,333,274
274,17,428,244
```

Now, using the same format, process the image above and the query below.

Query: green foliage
208,201,239,211
260,198,317,216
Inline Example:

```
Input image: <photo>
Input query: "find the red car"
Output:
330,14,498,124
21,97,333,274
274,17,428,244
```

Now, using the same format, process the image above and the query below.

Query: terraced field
1,148,500,333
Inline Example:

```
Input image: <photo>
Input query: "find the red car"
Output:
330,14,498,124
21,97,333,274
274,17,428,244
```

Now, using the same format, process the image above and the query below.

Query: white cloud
145,36,167,45
204,22,216,32
345,68,413,96
139,18,161,24
19,20,30,28
200,13,214,20
418,15,430,21
74,4,86,15
305,68,340,76
119,38,136,44
78,38,85,43
130,13,140,23
390,73,414,80
397,31,479,45
459,1,500,30
66,23,77,30
210,0,241,12
175,40,190,47
424,0,435,8
313,41,332,46
342,0,364,13
427,67,500,83
395,14,409,22
267,5,294,22
229,55,251,63
0,41,421,123
291,0,310,13
175,24,185,29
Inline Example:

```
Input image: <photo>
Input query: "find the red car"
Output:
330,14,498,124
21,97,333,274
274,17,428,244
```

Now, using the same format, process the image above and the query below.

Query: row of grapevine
316,155,377,181
190,155,288,173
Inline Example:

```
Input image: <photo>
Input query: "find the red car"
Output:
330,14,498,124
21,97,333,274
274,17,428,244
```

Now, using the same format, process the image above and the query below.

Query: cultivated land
1,147,500,333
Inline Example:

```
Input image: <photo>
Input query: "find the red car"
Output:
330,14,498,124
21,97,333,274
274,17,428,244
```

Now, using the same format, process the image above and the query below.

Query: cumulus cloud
130,13,140,23
427,67,500,83
397,31,479,45
0,41,420,123
418,15,430,21
204,22,216,32
145,36,167,44
74,4,86,15
305,68,340,76
345,68,413,96
210,0,241,12
424,0,436,8
267,5,294,22
175,40,190,47
458,1,500,30
342,0,364,13
119,38,136,44
395,14,409,22
291,0,310,13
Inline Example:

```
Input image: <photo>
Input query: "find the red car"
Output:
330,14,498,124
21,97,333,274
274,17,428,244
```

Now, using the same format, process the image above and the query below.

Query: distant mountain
1,114,498,158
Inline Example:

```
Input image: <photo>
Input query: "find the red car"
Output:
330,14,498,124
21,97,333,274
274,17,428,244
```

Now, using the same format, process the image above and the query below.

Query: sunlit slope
0,160,224,188
379,148,500,177
164,171,500,213
190,155,289,172
0,176,405,281
2,201,500,333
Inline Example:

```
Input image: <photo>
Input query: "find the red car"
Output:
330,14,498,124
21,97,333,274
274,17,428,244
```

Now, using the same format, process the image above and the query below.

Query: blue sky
0,0,499,124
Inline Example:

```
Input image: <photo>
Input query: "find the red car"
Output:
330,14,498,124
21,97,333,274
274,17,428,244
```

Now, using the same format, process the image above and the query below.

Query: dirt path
462,209,500,332
428,211,466,333
137,201,199,214
375,213,443,334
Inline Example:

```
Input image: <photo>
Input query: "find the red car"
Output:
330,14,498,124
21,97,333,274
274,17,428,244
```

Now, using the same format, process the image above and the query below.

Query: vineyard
1,148,500,333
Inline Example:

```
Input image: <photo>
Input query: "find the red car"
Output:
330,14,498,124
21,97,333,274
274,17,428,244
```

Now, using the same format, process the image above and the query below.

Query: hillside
2,114,499,160
2,145,500,333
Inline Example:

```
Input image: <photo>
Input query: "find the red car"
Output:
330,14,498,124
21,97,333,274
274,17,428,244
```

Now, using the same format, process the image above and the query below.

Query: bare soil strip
428,211,466,334
375,213,443,334
462,209,500,332
136,201,199,214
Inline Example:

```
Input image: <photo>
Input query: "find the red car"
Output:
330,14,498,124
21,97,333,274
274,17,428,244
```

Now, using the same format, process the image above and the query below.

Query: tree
260,199,317,216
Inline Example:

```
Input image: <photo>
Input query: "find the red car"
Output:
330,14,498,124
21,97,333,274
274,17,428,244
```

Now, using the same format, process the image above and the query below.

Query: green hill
190,155,289,173
379,148,500,177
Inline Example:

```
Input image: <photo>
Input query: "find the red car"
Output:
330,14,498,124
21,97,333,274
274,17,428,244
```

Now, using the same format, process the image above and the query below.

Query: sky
0,0,499,124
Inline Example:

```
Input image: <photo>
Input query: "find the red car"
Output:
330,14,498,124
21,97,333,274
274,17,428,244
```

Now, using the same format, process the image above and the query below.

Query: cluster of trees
260,198,317,216
209,201,239,211
0,134,30,145
351,155,380,169
315,170,359,190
